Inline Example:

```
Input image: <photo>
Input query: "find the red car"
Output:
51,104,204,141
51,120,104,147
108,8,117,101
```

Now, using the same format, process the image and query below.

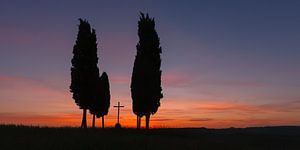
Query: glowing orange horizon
1,75,300,128
1,100,300,128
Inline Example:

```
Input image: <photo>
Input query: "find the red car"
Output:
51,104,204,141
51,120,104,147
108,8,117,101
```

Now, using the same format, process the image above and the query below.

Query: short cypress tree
70,19,99,128
97,72,110,128
89,72,110,128
131,13,163,129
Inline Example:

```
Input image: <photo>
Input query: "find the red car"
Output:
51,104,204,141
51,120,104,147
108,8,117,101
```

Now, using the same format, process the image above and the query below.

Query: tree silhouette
89,77,99,128
131,12,163,129
97,72,111,128
89,72,110,128
70,19,99,128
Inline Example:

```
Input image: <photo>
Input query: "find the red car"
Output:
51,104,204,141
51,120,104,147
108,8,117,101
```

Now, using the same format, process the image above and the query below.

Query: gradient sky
0,0,300,128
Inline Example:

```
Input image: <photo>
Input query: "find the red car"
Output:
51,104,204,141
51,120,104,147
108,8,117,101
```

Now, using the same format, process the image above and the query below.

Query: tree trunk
137,116,139,129
102,116,105,129
92,114,95,128
137,116,142,129
145,114,150,129
81,109,87,128
139,116,141,129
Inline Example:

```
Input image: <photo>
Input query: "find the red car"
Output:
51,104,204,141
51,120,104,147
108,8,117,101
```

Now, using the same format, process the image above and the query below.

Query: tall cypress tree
70,19,99,128
131,13,163,129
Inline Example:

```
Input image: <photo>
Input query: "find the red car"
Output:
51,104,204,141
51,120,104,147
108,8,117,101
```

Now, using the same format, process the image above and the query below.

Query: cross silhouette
113,101,124,124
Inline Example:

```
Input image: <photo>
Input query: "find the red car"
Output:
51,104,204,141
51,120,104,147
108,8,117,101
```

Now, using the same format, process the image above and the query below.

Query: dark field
1,125,300,150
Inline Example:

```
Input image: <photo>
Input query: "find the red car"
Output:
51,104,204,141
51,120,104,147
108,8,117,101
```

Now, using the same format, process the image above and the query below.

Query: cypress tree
70,19,99,128
89,72,110,128
96,72,110,128
131,13,163,129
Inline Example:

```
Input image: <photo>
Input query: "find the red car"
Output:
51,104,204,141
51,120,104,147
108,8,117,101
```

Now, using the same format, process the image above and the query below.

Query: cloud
193,100,300,114
194,102,262,113
0,26,70,50
257,100,300,113
189,118,214,122
201,79,266,88
161,71,268,94
0,75,73,114
109,75,130,85
0,75,66,93
151,118,174,122
107,71,266,90
162,72,195,87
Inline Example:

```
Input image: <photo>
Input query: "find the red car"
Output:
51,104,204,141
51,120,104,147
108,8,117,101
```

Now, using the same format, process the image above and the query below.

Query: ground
1,125,299,150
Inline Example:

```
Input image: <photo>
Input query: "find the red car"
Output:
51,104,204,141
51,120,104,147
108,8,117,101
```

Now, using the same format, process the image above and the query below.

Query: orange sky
1,75,300,128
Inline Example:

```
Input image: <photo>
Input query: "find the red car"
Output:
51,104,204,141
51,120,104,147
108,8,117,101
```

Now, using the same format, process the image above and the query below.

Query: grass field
1,125,299,150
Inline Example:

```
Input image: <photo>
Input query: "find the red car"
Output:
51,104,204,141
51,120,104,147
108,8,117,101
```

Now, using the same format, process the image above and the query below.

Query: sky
0,0,300,128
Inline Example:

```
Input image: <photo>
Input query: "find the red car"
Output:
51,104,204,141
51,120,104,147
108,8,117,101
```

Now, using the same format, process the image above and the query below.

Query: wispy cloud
162,71,267,88
151,118,174,122
0,75,73,114
189,118,214,122
162,71,195,87
109,74,130,85
193,101,300,114
0,27,71,50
